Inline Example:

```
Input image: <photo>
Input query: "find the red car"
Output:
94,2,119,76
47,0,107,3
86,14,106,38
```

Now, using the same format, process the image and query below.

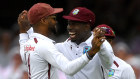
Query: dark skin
93,27,116,55
18,10,105,58
88,30,105,55
18,10,30,33
106,37,114,45
18,10,57,38
93,27,114,45
67,20,106,56
33,14,57,38
67,20,92,45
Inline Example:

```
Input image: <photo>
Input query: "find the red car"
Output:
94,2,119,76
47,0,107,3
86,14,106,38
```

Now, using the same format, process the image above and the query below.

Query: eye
51,16,56,21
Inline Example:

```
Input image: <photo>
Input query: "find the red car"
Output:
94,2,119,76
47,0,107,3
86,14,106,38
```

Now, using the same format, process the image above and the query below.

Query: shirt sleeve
19,33,29,64
98,40,114,69
38,41,89,76
121,65,136,79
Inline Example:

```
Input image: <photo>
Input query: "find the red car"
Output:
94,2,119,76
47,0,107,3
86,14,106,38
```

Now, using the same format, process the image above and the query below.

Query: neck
33,25,50,37
75,32,92,45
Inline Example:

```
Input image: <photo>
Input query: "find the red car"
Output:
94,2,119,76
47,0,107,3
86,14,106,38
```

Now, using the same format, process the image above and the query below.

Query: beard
50,25,57,34
47,24,58,41
48,23,57,35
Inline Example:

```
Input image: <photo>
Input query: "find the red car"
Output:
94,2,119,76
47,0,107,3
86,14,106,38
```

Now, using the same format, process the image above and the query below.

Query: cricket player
18,3,105,79
55,7,114,79
94,24,136,79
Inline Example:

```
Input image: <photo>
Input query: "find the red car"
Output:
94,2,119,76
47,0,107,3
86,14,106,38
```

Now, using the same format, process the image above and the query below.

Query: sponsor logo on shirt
83,46,91,54
24,45,35,51
108,69,115,77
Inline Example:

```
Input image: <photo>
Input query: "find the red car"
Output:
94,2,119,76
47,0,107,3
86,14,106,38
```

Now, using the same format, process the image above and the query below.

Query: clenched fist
18,10,31,33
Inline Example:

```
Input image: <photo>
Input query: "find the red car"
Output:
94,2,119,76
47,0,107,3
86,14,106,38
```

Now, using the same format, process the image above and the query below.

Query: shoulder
55,38,71,47
55,42,64,47
118,58,135,78
35,39,55,52
109,58,135,79
114,57,133,70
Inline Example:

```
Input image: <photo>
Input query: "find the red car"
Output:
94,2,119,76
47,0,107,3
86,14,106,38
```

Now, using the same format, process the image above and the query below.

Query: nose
67,24,73,31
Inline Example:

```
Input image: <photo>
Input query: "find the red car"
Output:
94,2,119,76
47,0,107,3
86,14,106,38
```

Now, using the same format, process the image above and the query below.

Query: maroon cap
97,24,115,37
28,3,63,24
63,7,95,26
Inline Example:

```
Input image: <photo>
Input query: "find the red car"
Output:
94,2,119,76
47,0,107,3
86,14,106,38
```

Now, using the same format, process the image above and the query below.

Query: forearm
19,33,29,44
98,40,114,69
19,33,29,64
40,42,89,76
98,51,113,69
59,54,89,76
44,51,89,76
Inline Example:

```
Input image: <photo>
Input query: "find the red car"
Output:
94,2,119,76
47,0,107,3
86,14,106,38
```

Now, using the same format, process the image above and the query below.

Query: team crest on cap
108,69,115,77
72,9,79,15
83,46,91,54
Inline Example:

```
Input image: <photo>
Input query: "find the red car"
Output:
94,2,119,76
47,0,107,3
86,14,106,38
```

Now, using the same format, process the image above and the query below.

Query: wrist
86,52,94,60
86,48,97,60
20,29,27,33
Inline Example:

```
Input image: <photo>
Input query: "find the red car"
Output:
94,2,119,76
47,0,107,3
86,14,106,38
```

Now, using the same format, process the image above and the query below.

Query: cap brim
63,16,86,22
51,8,63,15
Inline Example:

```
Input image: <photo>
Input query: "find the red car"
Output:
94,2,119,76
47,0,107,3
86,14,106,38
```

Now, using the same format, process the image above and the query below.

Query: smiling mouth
69,32,76,38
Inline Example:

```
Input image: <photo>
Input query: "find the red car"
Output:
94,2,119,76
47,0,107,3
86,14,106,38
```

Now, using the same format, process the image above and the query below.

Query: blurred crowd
0,28,28,79
0,0,140,79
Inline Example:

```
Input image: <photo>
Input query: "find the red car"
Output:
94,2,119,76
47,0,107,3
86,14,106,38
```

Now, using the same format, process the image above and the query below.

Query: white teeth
69,32,76,38
70,34,76,38
69,32,76,35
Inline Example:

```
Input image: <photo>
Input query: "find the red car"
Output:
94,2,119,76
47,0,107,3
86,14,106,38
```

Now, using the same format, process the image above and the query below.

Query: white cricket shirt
55,34,114,79
105,56,136,79
19,33,90,79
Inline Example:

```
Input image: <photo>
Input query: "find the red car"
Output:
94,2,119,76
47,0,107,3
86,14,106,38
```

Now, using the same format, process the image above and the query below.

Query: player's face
67,20,91,44
46,15,57,34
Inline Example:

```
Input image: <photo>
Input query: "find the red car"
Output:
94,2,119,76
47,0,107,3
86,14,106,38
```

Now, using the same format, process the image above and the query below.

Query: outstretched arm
18,10,31,63
98,40,114,69
93,27,114,69
38,28,105,76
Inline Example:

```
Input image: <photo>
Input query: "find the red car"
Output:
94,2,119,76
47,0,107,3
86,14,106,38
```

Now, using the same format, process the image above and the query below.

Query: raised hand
93,27,105,38
18,10,30,33
87,28,105,59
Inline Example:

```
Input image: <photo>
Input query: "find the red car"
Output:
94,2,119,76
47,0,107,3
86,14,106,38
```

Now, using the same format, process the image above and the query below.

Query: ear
87,24,91,28
85,24,91,30
40,18,48,24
